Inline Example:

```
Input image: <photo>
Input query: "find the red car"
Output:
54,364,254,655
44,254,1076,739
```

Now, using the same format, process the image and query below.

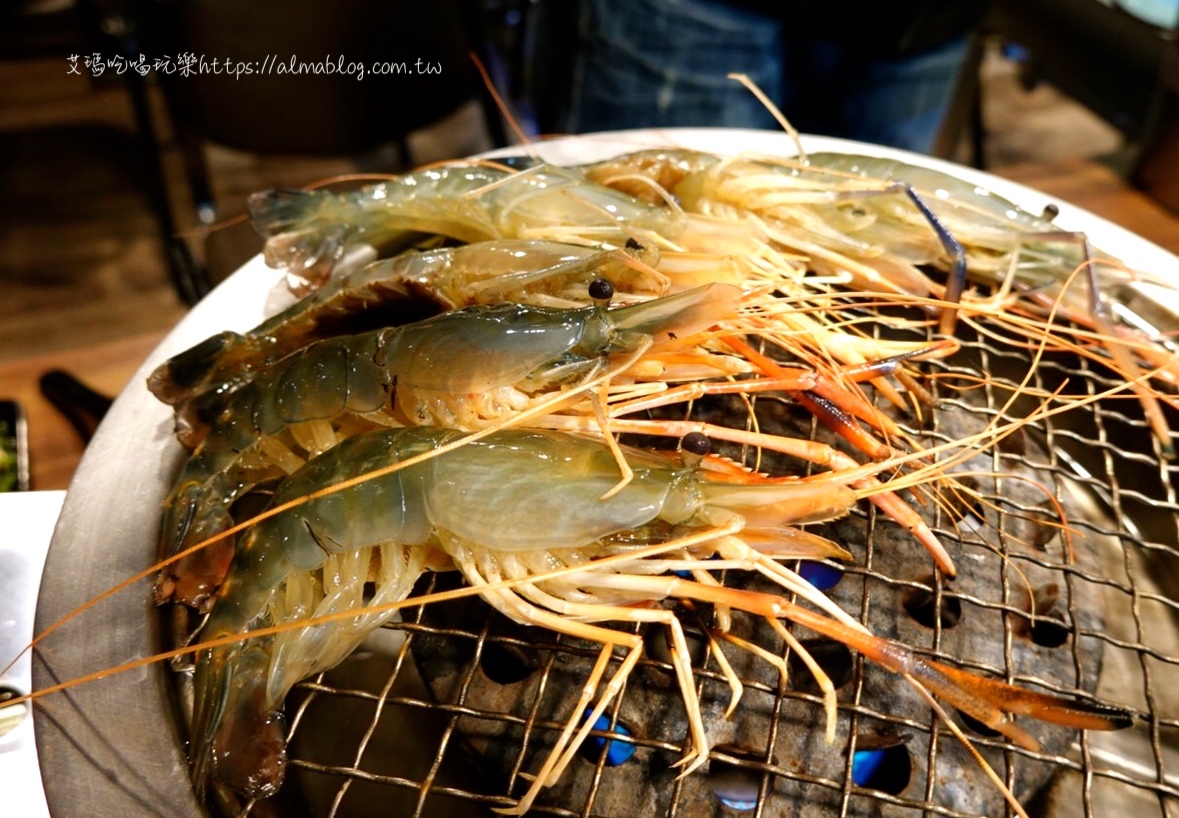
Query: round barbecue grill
30,131,1179,818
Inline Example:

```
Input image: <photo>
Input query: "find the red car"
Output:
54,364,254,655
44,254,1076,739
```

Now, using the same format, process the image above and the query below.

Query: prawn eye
680,432,711,457
588,278,614,306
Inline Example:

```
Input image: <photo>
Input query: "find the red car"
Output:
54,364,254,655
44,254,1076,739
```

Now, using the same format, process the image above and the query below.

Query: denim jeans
560,0,971,154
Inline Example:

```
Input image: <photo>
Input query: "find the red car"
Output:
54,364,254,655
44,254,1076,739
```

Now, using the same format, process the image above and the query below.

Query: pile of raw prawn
18,128,1179,816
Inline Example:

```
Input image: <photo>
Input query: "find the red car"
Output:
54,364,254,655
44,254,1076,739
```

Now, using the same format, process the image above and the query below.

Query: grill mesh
198,317,1179,818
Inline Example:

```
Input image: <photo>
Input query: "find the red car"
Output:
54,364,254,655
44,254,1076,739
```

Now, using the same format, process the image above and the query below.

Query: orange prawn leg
793,390,892,461
626,343,935,461
1085,279,1175,459
606,373,899,462
663,581,1133,746
616,373,823,405
834,337,960,410
797,468,956,577
1021,233,1174,456
1059,235,1174,458
722,335,900,459
917,658,1135,736
728,315,904,413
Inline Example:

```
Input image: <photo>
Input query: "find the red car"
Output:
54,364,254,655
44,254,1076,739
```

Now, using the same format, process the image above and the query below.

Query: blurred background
1,0,1178,487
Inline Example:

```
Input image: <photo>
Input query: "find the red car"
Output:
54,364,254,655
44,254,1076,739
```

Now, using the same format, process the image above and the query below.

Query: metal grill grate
189,317,1179,818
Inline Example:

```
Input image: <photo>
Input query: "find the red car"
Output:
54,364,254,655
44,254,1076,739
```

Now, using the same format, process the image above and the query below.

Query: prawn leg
597,574,1133,749
710,582,1133,742
996,229,1175,457
1065,235,1175,457
891,182,969,335
463,591,688,816
721,335,912,459
783,179,968,334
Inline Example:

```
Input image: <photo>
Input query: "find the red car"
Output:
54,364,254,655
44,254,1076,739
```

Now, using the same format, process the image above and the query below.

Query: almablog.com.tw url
67,53,442,81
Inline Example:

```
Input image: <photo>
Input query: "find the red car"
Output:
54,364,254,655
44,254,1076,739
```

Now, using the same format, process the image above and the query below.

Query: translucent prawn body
154,283,746,610
149,239,668,448
249,164,687,288
191,425,857,799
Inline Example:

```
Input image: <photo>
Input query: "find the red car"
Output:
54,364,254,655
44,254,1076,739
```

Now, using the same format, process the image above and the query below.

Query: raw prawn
578,146,1160,321
188,426,1132,815
580,148,956,303
249,162,693,289
149,239,669,448
154,281,753,610
582,147,1179,452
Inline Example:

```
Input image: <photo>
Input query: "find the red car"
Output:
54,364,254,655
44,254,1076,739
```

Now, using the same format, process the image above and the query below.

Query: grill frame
236,326,1162,818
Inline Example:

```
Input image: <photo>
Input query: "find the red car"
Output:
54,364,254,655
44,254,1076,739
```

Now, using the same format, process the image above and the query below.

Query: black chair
1,0,214,302
931,0,1179,179
986,0,1170,146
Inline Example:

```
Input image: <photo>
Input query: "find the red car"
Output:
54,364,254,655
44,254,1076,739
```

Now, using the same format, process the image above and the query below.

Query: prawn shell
424,431,680,550
271,332,391,424
381,303,590,393
250,426,457,572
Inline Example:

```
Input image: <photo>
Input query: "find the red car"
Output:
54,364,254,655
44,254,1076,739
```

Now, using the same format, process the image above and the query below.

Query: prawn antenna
468,50,533,150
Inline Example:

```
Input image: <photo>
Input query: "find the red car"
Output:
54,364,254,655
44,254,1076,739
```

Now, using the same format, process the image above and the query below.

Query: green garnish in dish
0,420,15,493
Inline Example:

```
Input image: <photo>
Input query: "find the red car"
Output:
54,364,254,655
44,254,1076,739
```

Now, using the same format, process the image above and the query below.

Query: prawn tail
248,189,349,286
190,635,288,800
154,446,272,610
247,188,330,236
148,331,275,448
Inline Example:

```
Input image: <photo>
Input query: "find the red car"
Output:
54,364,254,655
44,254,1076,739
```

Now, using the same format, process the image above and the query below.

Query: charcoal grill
30,130,1179,818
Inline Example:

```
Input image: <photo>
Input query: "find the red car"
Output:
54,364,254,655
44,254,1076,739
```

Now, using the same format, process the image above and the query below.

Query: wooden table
0,332,167,491
1,157,1176,492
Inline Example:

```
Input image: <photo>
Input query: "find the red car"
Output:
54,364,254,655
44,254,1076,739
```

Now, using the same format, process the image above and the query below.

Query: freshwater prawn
580,143,1179,453
248,161,702,290
180,425,1131,816
149,239,670,446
